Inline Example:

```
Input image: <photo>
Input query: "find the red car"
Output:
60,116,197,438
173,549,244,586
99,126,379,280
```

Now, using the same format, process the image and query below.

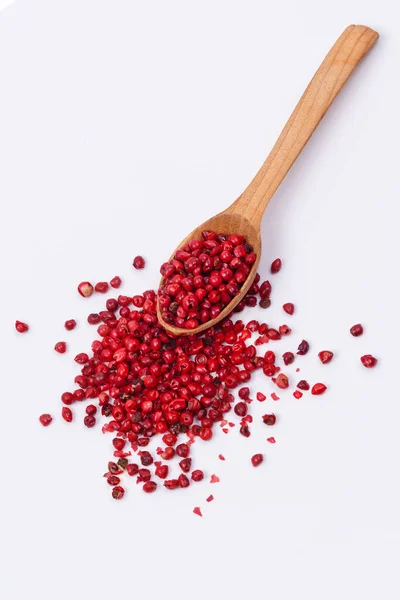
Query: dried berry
262,413,276,426
77,282,94,298
133,256,145,269
297,340,309,355
39,414,52,427
311,383,327,395
110,276,122,289
297,380,310,390
282,303,294,315
361,354,377,368
15,320,29,333
62,407,73,422
111,486,125,500
95,282,109,293
282,351,295,365
350,324,363,337
318,351,334,364
54,341,67,354
251,453,263,467
275,373,289,389
270,258,282,274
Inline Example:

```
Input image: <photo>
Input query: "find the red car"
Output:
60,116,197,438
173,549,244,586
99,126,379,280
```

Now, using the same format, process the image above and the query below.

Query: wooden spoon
157,24,378,336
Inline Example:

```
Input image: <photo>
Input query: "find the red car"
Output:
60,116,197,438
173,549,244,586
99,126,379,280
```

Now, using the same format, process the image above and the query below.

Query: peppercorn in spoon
157,25,378,336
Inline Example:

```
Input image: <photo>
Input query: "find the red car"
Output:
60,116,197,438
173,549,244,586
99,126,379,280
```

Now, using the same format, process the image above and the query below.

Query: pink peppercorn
39,414,52,427
77,282,94,298
133,256,145,269
15,320,29,333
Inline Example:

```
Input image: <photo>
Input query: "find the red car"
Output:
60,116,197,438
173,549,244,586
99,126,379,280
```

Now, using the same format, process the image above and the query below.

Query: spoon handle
230,25,378,225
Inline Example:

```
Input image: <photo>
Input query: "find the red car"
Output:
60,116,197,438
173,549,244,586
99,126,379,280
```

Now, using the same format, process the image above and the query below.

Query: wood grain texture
157,25,378,336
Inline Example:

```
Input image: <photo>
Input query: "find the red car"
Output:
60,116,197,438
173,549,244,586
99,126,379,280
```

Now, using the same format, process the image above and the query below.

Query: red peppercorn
279,324,291,336
251,453,263,467
262,413,276,425
15,320,29,333
270,258,282,274
311,383,327,395
39,414,52,427
297,380,310,390
84,415,96,428
282,303,294,315
95,282,109,293
256,392,266,402
238,387,250,400
275,373,289,389
64,319,77,331
77,282,94,298
155,465,169,479
318,351,334,364
86,404,97,416
62,407,73,422
107,475,121,486
74,352,89,365
127,464,139,476
234,402,248,417
54,341,67,354
164,479,179,490
176,443,190,458
350,324,363,337
240,424,251,437
178,474,190,488
297,340,309,355
191,470,204,482
360,354,378,368
110,276,122,289
112,486,125,500
133,256,145,269
143,481,157,493
61,392,74,405
282,351,294,365
179,458,192,473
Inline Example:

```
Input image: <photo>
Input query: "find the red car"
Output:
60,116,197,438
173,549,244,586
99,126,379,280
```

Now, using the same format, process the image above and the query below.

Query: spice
39,414,52,427
112,486,125,500
262,414,276,425
64,319,77,331
297,339,309,355
77,282,94,298
95,282,109,293
361,354,377,368
318,351,333,364
311,383,327,395
37,241,380,508
282,303,294,315
158,230,257,329
54,341,67,354
15,320,29,333
133,256,145,270
350,324,363,337
270,258,282,274
62,407,73,422
110,276,122,289
251,453,263,467
282,351,295,365
297,380,310,390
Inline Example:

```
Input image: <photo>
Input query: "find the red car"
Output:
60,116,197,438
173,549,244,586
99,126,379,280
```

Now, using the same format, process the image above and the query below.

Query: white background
1,1,399,598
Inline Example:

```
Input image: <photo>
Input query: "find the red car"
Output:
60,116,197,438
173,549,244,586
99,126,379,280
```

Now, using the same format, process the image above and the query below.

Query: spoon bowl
157,211,261,336
157,24,378,336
